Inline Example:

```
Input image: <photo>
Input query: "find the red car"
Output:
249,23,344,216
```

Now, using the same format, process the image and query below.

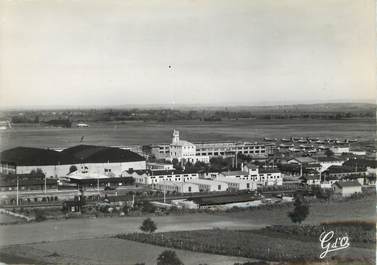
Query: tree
140,218,157,233
324,149,334,157
69,165,78,174
157,250,184,265
288,196,309,225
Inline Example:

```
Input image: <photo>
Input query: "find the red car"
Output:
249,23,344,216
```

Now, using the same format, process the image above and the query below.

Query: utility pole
44,175,47,194
97,178,100,195
16,176,19,206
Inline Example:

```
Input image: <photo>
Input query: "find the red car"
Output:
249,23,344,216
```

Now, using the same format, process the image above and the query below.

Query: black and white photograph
0,0,376,264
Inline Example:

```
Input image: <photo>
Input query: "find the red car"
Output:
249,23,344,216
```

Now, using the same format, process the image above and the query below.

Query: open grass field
0,213,23,225
0,196,374,247
0,118,375,150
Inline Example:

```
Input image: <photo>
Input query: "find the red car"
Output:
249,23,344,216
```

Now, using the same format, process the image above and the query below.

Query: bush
140,218,157,233
157,250,184,265
34,210,47,222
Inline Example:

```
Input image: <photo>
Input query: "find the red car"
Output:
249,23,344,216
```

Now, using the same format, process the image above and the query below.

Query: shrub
34,210,47,222
288,196,309,224
140,218,157,233
157,250,184,265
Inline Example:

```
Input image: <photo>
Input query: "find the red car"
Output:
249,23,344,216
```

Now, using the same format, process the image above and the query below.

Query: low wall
0,208,33,222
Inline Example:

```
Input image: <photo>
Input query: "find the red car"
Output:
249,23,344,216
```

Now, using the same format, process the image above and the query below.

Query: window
218,185,221,190
188,187,192,192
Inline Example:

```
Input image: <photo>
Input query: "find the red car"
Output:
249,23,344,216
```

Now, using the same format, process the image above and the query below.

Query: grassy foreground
116,222,375,264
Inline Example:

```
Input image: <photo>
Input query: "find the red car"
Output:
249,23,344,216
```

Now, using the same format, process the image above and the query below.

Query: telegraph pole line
16,176,19,206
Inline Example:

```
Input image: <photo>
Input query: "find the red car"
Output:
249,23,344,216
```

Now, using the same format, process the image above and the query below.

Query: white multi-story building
195,142,269,158
151,130,269,163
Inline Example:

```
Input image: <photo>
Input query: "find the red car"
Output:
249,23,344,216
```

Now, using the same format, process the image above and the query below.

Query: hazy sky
0,0,375,108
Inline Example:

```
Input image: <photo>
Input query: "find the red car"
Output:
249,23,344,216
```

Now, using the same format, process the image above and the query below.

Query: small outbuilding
332,181,362,197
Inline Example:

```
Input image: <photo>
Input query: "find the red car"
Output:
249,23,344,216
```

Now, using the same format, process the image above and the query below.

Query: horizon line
0,99,375,111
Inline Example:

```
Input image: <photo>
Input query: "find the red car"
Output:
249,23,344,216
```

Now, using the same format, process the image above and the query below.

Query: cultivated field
0,118,375,150
118,226,375,263
0,237,254,265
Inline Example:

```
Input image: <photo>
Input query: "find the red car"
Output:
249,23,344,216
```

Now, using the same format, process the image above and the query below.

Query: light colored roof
67,171,111,180
157,181,198,187
188,179,226,186
172,140,195,147
317,157,343,162
333,181,362,188
289,157,316,164
220,171,249,176
216,177,254,183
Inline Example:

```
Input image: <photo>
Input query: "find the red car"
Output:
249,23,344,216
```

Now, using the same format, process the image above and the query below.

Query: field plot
118,225,375,263
0,238,254,265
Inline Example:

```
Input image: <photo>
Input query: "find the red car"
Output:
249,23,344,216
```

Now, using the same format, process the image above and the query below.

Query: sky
0,0,375,108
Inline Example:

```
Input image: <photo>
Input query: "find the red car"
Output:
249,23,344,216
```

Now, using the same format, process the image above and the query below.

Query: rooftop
289,157,316,164
334,181,362,188
220,171,249,177
0,145,145,166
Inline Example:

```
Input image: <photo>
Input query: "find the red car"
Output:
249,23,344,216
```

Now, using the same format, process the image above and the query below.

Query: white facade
129,170,200,185
258,170,283,186
151,130,268,162
188,179,228,192
156,181,200,193
169,130,210,163
147,162,174,171
215,176,257,191
14,161,147,179
332,182,362,197
195,142,269,158
330,146,350,155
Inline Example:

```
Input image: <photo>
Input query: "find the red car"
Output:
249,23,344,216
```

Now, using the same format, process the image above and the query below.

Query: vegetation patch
116,224,375,263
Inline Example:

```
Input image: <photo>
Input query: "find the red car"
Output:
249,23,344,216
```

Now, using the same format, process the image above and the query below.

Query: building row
127,163,282,193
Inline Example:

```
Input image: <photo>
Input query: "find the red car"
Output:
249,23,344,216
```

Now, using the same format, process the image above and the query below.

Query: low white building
128,170,200,185
332,181,362,197
219,170,251,180
258,169,283,186
156,181,199,193
349,150,367,156
188,179,228,192
330,146,350,155
147,162,174,171
215,176,257,191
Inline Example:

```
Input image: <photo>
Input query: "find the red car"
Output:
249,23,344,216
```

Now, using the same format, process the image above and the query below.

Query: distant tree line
5,105,376,124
